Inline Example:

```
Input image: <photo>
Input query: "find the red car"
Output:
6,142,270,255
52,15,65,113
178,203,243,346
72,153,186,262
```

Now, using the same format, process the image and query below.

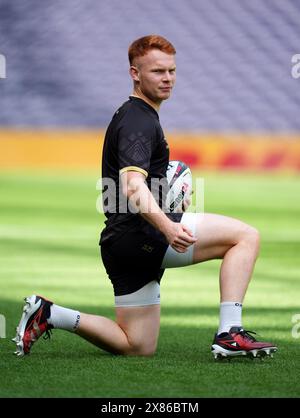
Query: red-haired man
14,35,277,359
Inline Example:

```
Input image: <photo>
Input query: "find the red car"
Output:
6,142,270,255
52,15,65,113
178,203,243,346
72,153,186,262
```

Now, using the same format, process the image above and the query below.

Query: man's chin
158,91,172,100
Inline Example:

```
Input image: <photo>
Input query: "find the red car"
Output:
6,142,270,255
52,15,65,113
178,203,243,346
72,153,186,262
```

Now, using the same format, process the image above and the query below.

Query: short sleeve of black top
100,96,174,246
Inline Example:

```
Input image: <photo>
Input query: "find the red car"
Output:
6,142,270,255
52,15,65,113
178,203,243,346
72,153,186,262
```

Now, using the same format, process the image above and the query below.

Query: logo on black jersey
142,244,154,253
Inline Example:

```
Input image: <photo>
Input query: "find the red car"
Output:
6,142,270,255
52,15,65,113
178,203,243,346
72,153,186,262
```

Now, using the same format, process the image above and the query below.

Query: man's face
130,49,176,104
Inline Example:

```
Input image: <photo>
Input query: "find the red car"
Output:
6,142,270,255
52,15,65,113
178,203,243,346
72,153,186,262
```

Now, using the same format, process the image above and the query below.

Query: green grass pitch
0,169,300,398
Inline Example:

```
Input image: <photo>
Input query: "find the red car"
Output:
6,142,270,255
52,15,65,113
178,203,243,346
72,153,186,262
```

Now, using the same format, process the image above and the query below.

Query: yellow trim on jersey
119,166,148,178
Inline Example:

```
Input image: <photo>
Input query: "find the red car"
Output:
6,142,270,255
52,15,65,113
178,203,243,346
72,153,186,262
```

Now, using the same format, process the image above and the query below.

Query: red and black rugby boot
13,295,53,356
211,326,277,359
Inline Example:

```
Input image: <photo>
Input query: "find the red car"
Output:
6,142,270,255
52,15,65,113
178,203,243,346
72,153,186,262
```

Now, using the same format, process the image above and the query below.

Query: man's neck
131,90,161,112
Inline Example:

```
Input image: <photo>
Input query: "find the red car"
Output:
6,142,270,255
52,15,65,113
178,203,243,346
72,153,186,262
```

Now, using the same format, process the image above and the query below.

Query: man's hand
164,221,197,253
120,171,197,253
182,190,193,212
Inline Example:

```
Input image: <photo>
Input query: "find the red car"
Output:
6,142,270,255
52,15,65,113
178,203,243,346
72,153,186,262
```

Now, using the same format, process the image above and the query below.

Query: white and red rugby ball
165,160,193,213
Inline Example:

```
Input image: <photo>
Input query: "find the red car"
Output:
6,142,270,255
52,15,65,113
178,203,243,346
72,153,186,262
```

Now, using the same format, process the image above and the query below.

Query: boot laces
237,329,257,342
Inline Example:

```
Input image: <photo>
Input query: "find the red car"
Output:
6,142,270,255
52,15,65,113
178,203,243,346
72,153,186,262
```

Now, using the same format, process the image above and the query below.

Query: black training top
100,96,171,245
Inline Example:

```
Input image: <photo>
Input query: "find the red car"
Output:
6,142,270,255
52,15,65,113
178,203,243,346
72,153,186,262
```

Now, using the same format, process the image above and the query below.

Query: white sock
218,302,243,335
47,304,81,332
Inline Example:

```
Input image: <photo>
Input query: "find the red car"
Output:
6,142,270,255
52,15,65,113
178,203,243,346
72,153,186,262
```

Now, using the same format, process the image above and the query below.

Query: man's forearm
127,177,171,235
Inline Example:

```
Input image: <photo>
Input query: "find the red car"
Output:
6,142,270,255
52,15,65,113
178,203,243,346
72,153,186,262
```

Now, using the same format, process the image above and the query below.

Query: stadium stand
0,0,299,170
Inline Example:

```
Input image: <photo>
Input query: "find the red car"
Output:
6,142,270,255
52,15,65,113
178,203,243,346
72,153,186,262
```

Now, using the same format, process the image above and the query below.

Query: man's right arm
120,171,197,253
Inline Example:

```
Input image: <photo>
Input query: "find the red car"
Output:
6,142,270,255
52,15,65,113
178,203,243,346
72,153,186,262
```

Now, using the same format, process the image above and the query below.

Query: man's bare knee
115,304,160,356
136,346,157,357
242,226,260,258
123,341,157,357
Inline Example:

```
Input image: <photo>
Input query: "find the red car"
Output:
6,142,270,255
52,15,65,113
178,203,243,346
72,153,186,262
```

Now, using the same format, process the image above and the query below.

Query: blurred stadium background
1,0,300,399
1,0,300,171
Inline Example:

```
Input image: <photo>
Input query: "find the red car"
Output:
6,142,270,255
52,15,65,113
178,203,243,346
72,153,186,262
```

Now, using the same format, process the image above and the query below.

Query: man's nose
162,71,172,81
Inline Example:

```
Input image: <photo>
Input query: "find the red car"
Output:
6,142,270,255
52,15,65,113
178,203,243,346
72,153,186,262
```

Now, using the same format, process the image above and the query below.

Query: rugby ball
165,160,193,213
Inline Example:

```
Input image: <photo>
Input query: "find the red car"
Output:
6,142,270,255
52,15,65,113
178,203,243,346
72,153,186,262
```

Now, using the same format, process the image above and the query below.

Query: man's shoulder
119,97,155,117
115,98,158,131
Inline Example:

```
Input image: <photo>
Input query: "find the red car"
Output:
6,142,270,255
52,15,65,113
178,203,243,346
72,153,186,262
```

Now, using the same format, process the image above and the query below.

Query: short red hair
128,35,176,65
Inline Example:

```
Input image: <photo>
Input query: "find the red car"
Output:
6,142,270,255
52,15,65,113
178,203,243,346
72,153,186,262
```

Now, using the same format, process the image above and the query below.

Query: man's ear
129,65,140,82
